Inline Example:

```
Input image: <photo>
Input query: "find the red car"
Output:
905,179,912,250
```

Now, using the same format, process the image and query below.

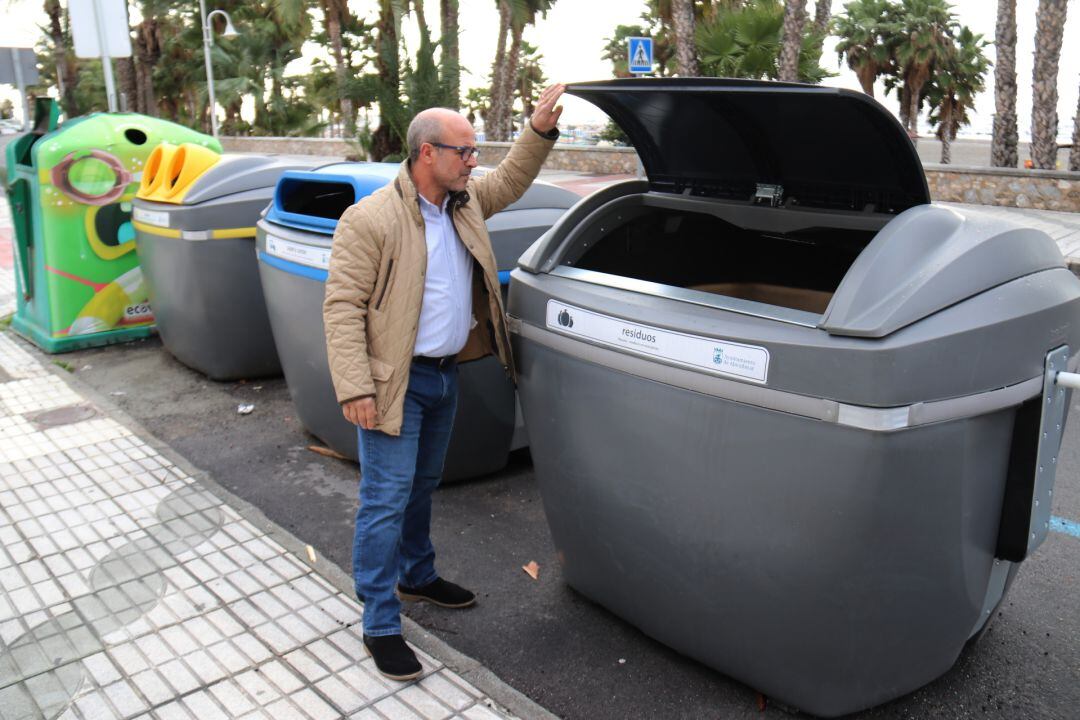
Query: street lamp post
198,0,238,138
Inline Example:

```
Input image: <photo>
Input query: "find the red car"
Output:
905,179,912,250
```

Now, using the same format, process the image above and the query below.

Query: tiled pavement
0,336,524,718
1,199,13,318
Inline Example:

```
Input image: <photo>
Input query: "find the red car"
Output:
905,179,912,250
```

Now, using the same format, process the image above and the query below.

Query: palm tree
1030,0,1068,169
602,25,650,78
991,0,1018,167
116,56,138,112
1069,87,1080,171
372,0,404,159
487,0,512,139
644,0,676,75
488,0,554,141
403,0,444,117
464,87,490,126
893,0,955,139
812,0,830,36
515,41,546,130
696,0,831,82
152,11,202,124
807,0,831,55
672,0,698,75
441,0,460,109
132,0,170,116
246,0,312,136
834,0,898,97
778,0,808,82
927,26,989,163
319,0,356,136
43,0,80,117
698,1,783,79
496,2,527,138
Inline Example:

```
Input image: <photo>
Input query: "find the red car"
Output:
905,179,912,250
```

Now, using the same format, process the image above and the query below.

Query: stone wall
219,136,641,174
220,136,358,159
923,164,1080,212
219,136,1080,211
476,142,640,175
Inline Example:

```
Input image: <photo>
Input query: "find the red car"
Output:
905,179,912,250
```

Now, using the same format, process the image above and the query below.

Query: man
323,85,565,680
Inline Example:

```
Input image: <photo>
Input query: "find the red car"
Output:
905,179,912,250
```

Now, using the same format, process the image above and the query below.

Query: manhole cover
25,404,99,429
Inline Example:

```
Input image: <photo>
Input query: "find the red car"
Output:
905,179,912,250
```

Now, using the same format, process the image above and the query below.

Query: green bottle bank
5,101,221,352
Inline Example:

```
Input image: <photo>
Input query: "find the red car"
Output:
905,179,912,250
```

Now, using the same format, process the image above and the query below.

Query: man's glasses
431,142,479,162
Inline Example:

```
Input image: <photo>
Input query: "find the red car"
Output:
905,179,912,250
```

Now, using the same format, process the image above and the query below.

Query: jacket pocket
369,356,394,382
369,356,395,415
372,258,395,311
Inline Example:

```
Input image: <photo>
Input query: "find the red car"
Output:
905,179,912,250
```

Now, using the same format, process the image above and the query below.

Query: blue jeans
353,360,458,637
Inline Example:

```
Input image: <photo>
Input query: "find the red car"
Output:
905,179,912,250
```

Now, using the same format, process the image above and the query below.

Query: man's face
430,119,478,194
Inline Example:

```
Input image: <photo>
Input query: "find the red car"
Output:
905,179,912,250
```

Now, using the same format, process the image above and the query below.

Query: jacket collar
396,160,471,226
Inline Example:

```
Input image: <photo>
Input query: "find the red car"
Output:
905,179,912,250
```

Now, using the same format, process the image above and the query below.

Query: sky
2,0,1078,141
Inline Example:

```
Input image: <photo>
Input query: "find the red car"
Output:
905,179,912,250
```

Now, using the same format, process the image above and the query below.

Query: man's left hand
530,83,565,134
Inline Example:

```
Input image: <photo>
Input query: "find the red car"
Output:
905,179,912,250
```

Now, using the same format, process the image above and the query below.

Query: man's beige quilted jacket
322,125,557,436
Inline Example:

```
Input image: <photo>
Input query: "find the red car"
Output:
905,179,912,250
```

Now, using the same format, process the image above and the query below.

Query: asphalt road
36,333,1078,720
910,137,1074,169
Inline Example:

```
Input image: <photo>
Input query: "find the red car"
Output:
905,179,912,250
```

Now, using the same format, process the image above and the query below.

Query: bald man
323,86,565,680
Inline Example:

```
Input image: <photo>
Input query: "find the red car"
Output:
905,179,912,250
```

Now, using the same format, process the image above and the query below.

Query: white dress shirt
413,193,474,357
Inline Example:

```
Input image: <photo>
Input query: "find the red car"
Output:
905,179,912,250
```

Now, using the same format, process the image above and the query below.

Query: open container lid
567,78,929,214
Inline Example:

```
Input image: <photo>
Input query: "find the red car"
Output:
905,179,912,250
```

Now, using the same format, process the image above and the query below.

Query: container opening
569,206,877,314
142,146,164,191
168,147,186,188
124,128,148,145
277,178,356,220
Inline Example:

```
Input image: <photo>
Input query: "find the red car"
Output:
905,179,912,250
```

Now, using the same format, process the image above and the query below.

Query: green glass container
5,100,222,352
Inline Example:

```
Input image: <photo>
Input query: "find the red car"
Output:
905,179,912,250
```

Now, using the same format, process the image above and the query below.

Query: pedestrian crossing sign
628,37,653,75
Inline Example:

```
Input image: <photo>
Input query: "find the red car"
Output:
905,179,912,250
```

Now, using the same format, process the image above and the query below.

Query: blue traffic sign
627,36,653,75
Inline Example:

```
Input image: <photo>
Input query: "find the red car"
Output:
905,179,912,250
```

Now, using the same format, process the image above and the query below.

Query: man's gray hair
407,112,445,161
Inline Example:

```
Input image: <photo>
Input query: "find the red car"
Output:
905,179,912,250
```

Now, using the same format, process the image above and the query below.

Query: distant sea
910,111,1072,144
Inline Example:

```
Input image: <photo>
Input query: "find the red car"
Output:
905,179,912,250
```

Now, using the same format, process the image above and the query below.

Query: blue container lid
265,161,400,235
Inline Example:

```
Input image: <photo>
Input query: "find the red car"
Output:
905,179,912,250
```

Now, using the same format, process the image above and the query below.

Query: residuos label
266,236,331,270
545,300,770,383
132,208,170,227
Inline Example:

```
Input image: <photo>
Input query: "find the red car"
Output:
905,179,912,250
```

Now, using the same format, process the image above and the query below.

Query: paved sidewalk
1,199,13,318
0,330,523,719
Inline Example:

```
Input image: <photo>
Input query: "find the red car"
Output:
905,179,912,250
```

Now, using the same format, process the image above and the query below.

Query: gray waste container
258,162,577,480
508,78,1080,717
133,152,314,380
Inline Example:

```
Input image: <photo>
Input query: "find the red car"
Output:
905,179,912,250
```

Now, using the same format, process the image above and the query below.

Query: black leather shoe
397,578,477,608
363,634,422,681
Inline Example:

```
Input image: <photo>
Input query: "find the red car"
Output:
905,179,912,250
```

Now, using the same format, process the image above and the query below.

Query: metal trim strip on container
257,251,329,282
549,266,822,327
514,320,1069,431
132,220,181,238
132,221,257,241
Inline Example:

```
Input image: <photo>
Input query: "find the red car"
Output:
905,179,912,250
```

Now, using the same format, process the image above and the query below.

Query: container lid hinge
1029,345,1071,554
753,183,783,207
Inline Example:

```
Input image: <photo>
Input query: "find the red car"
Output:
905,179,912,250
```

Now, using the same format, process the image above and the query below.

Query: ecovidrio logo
557,309,574,328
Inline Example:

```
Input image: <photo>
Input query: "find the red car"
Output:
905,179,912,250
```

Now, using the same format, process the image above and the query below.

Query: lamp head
207,9,240,38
